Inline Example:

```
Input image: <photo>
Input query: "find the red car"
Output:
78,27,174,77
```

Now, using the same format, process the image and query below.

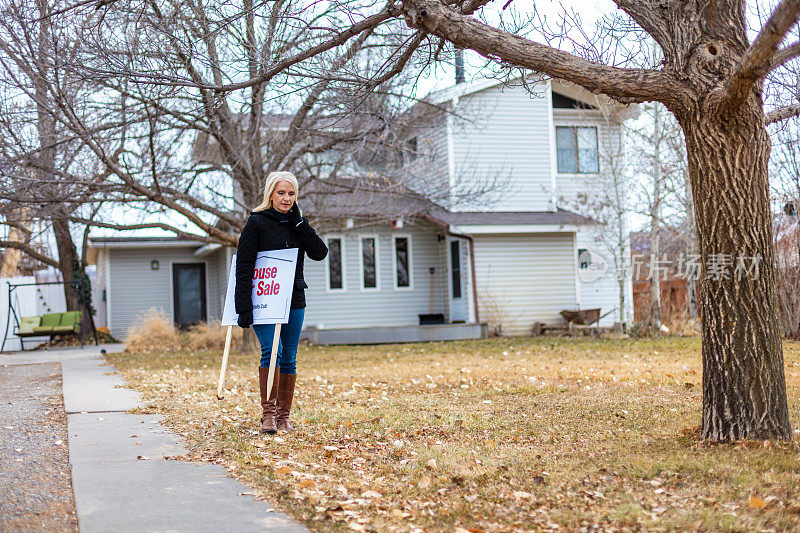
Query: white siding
404,109,450,202
108,247,214,339
303,224,452,329
450,80,553,211
207,248,230,321
472,233,577,335
92,249,107,328
575,228,633,326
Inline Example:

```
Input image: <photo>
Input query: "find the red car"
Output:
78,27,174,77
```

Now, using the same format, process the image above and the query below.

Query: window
405,137,418,162
577,248,590,269
393,236,412,289
450,240,462,298
556,126,599,173
360,236,378,289
327,237,344,290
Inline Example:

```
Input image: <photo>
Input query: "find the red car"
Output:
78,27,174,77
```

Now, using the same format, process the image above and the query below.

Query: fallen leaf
137,455,150,460
299,479,315,489
361,490,382,499
748,496,767,510
426,458,437,469
513,491,532,500
418,476,431,489
275,466,292,475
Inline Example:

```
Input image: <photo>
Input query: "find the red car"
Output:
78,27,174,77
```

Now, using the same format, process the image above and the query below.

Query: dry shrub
125,307,181,353
186,321,242,351
478,288,510,336
667,310,700,336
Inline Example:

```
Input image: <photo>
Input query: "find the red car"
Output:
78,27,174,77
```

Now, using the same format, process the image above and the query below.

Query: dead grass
125,309,241,353
185,321,243,351
124,308,181,353
108,336,800,532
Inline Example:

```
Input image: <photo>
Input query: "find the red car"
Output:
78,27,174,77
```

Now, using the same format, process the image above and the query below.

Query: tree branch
766,103,800,123
0,240,59,268
70,217,230,244
399,0,683,106
721,0,800,110
771,40,800,70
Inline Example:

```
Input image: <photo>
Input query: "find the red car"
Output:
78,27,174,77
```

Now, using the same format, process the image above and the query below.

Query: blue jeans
252,308,305,374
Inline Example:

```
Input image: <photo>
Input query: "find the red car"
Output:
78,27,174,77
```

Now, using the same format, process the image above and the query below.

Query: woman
234,171,328,434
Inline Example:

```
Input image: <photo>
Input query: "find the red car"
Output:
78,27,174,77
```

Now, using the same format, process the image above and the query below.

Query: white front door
448,238,468,322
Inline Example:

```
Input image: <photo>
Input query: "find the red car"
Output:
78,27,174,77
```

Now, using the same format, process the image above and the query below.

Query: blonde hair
253,171,300,212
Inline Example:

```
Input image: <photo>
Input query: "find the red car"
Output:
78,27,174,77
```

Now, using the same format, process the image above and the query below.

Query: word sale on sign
253,266,280,295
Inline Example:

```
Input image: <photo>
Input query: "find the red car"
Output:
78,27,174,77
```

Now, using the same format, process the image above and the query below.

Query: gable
551,91,598,110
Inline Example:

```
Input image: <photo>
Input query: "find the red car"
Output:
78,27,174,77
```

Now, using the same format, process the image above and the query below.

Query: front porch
301,322,487,345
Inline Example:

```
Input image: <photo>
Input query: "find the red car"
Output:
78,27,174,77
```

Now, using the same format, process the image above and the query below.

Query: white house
88,76,635,341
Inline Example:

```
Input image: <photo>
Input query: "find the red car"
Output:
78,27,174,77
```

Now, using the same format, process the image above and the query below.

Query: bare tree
399,0,800,441
0,0,111,308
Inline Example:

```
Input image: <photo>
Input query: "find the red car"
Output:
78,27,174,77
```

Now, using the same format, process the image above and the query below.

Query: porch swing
1,279,99,352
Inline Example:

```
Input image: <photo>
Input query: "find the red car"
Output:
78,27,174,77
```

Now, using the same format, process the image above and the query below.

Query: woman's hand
287,202,303,227
237,310,253,329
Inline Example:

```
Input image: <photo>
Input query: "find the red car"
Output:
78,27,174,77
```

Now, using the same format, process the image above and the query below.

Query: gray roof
90,237,194,243
432,208,594,226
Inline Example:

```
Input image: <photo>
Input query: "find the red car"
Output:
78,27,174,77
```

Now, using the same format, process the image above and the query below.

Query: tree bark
52,216,80,311
678,102,792,441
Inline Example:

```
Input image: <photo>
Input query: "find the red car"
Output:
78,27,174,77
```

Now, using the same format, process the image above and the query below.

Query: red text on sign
256,280,280,296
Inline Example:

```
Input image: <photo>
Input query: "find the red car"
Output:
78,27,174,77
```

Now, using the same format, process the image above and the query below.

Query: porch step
302,322,488,345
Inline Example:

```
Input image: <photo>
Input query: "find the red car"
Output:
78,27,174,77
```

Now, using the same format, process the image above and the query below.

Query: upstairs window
556,126,599,173
577,248,590,269
405,136,418,163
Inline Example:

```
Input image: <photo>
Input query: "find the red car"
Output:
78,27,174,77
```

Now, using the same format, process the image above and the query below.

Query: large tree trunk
679,103,792,441
52,216,80,310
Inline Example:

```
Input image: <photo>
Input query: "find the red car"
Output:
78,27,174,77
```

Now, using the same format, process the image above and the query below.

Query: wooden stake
215,325,234,399
265,324,282,395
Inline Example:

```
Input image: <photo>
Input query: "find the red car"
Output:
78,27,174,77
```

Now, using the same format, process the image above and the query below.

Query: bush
125,308,181,353
186,320,242,351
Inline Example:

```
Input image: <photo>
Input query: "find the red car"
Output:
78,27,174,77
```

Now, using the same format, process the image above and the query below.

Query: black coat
235,207,328,313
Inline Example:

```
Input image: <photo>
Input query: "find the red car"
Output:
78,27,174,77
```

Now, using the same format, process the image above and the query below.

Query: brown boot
258,367,280,434
276,371,297,432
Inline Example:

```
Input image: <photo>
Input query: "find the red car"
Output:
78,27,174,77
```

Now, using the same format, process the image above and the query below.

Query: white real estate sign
220,248,298,326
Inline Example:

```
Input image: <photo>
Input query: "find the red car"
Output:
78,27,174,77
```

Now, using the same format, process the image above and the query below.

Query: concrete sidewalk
2,344,307,533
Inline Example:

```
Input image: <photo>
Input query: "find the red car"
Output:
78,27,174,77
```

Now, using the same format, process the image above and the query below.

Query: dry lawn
108,336,800,532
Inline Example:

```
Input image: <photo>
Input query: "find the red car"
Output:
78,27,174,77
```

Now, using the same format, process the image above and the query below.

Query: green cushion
59,311,81,327
39,313,61,327
33,326,54,333
51,325,76,333
18,317,40,334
